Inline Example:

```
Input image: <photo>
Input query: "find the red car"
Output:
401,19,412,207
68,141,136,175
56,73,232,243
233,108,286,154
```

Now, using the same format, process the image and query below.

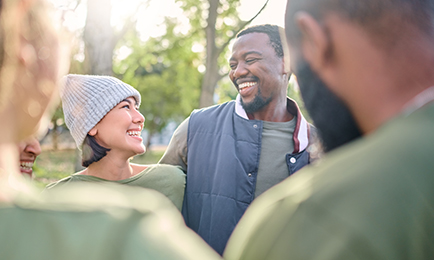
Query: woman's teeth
20,161,33,170
127,131,140,136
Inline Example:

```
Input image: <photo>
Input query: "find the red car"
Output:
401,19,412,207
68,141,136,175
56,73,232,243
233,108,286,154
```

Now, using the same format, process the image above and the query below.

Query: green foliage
287,80,312,123
176,0,245,104
215,77,237,103
114,19,203,141
176,0,243,40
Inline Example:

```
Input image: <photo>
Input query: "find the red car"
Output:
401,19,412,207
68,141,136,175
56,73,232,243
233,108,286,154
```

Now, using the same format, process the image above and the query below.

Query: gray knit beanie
61,74,141,149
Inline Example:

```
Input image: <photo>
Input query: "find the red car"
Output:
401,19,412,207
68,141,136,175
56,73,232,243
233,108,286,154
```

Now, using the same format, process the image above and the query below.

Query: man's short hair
236,24,284,58
286,0,434,48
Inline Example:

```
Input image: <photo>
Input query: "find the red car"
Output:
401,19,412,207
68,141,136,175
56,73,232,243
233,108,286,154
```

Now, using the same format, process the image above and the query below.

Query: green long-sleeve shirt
224,103,434,260
1,182,221,260
46,164,185,210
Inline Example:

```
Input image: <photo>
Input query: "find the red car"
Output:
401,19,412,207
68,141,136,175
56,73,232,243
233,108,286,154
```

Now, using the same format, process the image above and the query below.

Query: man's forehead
231,32,272,57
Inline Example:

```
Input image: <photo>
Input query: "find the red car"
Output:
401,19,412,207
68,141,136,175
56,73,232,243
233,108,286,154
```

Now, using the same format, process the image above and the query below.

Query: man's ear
295,12,329,70
88,128,98,136
279,27,291,75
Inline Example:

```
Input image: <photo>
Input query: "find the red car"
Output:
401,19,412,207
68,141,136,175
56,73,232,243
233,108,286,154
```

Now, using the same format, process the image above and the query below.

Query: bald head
285,0,434,49
285,0,434,135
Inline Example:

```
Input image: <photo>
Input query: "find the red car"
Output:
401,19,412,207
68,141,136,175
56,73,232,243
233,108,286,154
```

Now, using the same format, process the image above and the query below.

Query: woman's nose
25,138,41,156
133,109,145,125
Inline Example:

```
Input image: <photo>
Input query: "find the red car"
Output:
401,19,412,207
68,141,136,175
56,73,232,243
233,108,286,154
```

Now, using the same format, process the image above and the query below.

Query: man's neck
249,98,294,122
356,83,434,135
346,35,434,135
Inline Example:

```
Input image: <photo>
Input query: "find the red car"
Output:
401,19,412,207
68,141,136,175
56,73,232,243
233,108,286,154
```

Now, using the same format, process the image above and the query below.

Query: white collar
234,94,311,153
235,95,249,119
403,86,434,116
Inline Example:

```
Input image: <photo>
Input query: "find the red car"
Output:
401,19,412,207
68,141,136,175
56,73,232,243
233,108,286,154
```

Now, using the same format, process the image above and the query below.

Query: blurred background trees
30,0,309,182
45,0,305,158
49,0,274,147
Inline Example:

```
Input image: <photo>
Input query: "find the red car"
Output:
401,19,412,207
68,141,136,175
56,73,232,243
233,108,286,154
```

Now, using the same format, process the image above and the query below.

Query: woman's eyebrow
122,98,140,108
120,98,140,108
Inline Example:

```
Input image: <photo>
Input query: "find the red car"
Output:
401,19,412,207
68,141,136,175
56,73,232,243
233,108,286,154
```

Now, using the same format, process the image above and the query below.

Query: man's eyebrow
230,51,263,61
243,51,262,57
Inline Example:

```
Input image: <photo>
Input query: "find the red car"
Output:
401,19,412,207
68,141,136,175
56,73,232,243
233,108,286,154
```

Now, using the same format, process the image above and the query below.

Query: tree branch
113,0,151,44
113,18,136,44
218,71,228,81
218,0,270,55
72,0,82,11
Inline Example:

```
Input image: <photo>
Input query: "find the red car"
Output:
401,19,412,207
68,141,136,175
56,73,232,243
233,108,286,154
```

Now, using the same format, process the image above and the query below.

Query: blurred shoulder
43,182,180,214
141,164,184,176
44,175,75,190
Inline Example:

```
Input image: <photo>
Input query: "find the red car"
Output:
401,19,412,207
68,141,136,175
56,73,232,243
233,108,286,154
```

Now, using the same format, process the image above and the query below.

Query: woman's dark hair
82,134,110,167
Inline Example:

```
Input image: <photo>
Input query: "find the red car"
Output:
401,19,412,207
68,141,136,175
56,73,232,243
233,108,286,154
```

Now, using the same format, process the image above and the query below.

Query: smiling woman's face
89,97,146,158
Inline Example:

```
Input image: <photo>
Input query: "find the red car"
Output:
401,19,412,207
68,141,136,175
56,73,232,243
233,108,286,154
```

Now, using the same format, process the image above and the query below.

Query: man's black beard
294,61,362,152
240,86,272,114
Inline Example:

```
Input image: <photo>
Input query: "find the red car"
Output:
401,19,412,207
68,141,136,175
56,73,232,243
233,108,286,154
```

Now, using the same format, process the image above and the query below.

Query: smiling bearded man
159,24,318,255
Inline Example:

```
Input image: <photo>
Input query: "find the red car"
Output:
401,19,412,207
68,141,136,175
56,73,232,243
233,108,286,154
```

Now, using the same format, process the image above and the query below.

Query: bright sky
71,0,289,40
55,0,289,61
112,0,288,41
239,0,287,27
57,0,288,37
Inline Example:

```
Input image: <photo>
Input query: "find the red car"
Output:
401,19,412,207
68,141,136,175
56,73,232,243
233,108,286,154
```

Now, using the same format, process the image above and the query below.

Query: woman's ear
88,128,98,136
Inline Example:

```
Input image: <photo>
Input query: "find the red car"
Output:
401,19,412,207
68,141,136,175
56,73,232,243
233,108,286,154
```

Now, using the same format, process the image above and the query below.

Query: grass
33,149,165,190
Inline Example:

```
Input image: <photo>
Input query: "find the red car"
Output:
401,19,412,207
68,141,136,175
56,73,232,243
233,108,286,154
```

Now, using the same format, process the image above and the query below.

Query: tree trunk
199,0,220,108
52,121,58,150
146,131,152,151
83,0,114,75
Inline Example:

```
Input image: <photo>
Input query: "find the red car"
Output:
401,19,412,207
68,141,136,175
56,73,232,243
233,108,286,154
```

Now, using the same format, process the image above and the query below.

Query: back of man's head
285,0,434,135
286,0,434,49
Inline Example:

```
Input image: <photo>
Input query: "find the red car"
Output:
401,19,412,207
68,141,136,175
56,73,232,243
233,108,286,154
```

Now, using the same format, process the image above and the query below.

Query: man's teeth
127,131,141,137
20,162,33,170
239,82,257,90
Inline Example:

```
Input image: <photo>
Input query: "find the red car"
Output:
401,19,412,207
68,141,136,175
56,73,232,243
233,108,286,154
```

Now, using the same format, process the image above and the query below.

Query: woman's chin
132,145,146,156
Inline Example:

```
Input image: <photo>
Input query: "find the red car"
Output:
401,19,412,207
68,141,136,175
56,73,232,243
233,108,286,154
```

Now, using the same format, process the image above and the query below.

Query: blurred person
0,0,222,259
224,0,434,259
160,24,317,254
45,74,185,211
17,136,41,177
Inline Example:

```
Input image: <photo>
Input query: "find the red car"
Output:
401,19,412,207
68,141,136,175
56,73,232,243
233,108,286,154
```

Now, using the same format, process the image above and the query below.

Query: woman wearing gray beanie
46,74,185,210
